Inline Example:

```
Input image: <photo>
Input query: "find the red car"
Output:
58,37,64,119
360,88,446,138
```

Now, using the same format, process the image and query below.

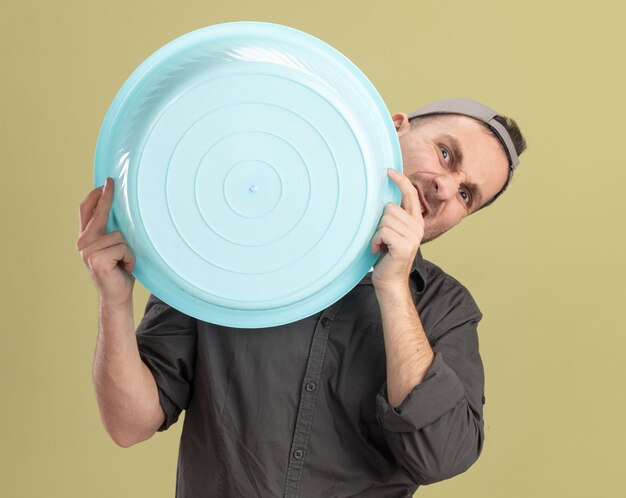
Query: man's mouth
413,183,430,217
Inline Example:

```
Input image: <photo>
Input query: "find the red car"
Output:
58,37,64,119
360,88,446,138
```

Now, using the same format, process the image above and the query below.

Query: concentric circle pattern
94,22,401,327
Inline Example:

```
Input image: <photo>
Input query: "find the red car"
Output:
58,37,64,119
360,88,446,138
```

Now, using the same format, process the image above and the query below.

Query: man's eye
440,146,451,162
460,189,472,206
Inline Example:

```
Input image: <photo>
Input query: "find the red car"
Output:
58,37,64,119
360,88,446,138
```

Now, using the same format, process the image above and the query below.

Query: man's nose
433,174,458,201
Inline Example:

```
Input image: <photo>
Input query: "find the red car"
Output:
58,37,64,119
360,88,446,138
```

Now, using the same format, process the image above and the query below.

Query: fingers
79,230,127,264
379,202,422,233
86,239,136,276
77,177,114,247
370,226,419,258
371,226,391,254
387,169,421,219
79,184,105,232
371,203,423,255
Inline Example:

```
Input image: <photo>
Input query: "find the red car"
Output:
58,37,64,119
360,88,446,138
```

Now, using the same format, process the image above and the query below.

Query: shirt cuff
376,352,466,432
154,384,182,432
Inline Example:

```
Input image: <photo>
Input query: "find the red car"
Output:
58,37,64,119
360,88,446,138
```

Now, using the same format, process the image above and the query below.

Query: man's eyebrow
441,134,484,210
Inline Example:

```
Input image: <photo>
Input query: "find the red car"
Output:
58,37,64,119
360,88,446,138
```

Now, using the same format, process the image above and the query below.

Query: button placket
283,305,339,496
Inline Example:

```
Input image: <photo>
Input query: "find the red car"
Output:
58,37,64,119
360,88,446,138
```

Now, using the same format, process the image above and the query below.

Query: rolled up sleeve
375,314,485,485
135,293,198,432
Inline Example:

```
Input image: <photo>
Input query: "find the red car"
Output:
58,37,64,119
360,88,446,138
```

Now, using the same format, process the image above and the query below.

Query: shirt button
293,448,304,459
305,382,316,392
321,317,330,327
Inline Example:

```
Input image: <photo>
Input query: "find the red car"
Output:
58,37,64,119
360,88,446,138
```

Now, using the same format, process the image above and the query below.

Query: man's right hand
76,177,136,307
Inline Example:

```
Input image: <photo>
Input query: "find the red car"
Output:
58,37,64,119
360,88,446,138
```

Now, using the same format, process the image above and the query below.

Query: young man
77,98,526,497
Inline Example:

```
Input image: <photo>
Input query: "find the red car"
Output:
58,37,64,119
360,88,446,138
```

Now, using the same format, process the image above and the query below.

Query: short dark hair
408,112,527,210
486,114,527,158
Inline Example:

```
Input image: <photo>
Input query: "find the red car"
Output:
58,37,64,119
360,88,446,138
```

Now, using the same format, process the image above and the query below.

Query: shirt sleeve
375,307,485,485
135,293,198,432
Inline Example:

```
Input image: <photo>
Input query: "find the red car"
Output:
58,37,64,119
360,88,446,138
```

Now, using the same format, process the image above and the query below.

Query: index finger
78,184,105,232
387,169,420,218
79,178,113,239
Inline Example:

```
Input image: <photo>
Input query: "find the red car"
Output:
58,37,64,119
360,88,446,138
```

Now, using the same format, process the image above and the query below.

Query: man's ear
391,113,411,136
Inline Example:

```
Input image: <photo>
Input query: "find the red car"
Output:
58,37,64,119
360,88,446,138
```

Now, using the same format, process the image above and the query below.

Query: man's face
393,113,510,243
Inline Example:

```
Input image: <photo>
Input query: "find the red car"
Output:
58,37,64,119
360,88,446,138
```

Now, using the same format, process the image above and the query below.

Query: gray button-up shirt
136,249,485,497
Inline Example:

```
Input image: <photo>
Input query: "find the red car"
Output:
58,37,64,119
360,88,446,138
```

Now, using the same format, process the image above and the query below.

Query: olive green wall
1,1,624,497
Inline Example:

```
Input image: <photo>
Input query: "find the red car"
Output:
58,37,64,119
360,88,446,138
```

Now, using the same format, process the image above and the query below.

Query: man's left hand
371,168,424,291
